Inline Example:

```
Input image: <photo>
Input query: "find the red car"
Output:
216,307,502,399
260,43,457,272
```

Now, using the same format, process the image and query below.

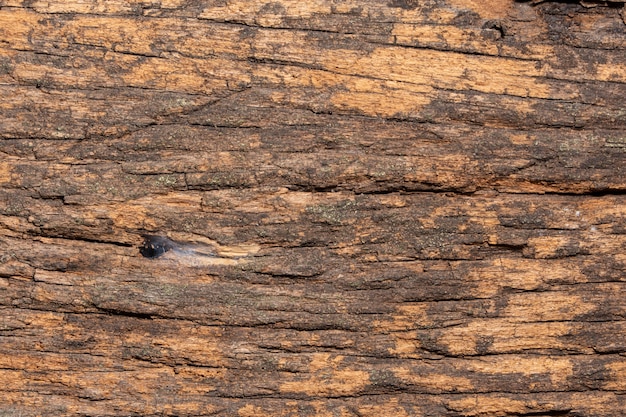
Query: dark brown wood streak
0,0,625,416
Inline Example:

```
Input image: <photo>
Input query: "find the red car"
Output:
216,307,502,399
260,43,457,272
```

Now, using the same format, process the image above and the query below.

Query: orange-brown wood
1,1,625,415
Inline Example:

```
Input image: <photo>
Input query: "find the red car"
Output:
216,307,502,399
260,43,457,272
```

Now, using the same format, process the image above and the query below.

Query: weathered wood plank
1,0,625,416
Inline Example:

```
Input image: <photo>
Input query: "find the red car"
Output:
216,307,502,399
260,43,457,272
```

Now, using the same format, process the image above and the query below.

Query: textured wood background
1,0,626,416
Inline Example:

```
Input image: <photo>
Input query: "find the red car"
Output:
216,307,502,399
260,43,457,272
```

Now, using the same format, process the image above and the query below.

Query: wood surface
1,0,626,416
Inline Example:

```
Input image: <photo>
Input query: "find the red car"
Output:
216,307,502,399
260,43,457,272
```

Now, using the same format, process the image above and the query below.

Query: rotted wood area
1,0,626,416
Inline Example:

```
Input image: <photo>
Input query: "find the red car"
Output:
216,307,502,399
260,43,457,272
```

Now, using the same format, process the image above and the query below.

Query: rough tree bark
1,0,626,416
